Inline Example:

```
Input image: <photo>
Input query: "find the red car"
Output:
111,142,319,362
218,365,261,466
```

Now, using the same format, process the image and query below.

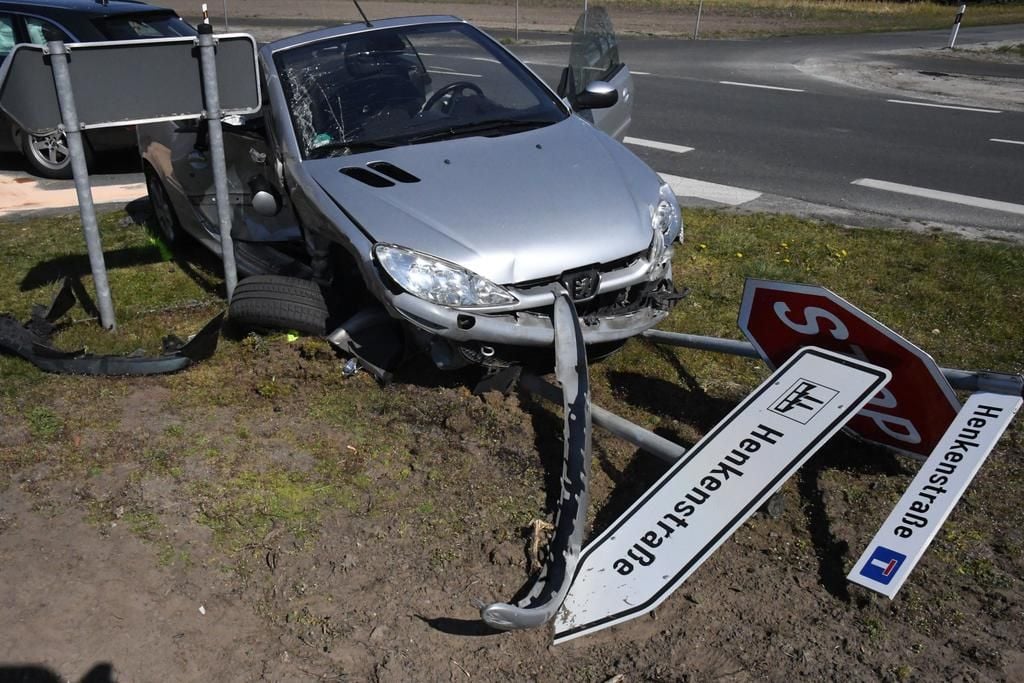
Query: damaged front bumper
386,264,682,356
0,278,222,376
329,250,683,378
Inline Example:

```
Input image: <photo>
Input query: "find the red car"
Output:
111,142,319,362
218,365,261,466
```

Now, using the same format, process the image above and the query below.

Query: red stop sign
738,279,959,457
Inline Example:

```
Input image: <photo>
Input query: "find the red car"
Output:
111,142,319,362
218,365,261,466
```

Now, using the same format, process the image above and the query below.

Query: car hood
303,116,661,285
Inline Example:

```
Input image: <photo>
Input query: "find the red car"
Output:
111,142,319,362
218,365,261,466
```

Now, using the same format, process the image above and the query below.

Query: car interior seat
341,33,425,129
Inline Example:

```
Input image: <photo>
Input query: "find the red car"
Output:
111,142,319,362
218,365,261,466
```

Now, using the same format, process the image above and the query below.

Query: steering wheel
421,80,484,113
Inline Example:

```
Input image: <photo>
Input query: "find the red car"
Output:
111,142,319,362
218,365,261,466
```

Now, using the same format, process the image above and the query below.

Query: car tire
17,126,86,180
145,168,181,244
229,275,330,336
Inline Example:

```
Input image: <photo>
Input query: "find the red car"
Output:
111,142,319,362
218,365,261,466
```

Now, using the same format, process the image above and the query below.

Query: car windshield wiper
306,138,404,159
407,118,556,145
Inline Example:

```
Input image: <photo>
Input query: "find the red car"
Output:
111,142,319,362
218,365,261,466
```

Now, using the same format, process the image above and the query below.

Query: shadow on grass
18,199,224,301
798,437,909,603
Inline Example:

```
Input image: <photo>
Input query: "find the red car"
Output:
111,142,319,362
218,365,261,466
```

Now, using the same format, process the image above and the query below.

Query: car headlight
374,244,518,307
652,181,682,242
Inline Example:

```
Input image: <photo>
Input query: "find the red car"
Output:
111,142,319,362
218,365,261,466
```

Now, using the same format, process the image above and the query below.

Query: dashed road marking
991,138,1024,146
720,80,804,93
624,137,694,155
852,178,1024,216
660,173,762,206
887,99,1001,114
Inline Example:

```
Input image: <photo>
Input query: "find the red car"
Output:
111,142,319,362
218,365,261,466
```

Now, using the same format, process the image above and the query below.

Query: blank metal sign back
0,35,260,134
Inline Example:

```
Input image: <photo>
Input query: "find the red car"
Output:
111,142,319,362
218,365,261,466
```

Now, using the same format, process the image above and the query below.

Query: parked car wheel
145,168,181,244
229,275,330,336
17,126,83,180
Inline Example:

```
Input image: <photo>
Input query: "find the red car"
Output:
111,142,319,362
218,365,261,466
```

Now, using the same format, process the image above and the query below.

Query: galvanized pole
196,23,238,301
521,373,687,464
46,40,116,330
694,0,704,41
640,329,1024,397
947,4,966,49
515,0,519,42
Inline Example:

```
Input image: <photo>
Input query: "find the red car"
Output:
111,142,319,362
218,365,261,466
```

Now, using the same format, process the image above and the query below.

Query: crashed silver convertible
139,15,683,374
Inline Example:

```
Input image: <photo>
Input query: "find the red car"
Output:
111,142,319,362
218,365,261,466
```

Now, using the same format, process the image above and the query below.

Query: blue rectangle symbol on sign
860,546,907,585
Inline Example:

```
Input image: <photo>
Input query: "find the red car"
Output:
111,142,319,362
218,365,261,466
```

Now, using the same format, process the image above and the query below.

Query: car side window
24,16,71,45
565,8,622,99
0,15,16,62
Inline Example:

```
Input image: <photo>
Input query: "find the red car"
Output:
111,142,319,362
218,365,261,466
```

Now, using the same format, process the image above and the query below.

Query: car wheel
228,275,330,336
18,127,81,179
145,169,181,244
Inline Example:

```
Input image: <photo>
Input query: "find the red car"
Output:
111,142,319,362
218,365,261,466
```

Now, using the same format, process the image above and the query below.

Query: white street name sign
553,347,891,643
848,392,1022,598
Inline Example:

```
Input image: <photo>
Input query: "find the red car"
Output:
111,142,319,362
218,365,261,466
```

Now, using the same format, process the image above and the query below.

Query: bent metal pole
45,40,116,330
196,22,239,301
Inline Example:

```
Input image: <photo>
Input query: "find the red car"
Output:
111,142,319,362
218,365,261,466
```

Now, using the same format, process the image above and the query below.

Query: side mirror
574,81,618,111
249,176,281,217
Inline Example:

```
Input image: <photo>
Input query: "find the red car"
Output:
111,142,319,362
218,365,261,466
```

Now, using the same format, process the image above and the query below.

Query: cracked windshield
274,22,568,159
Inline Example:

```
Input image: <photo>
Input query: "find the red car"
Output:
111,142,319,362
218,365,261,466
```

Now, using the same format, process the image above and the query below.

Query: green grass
0,206,1021,568
0,211,223,359
666,210,1024,373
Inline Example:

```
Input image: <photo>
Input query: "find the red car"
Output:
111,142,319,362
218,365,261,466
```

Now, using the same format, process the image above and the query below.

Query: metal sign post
0,33,259,317
46,40,116,330
197,23,238,301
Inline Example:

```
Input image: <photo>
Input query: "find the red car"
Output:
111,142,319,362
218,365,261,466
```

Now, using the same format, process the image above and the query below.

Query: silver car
139,14,683,375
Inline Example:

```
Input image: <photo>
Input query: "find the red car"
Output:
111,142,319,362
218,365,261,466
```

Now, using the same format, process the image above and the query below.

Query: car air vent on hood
340,167,395,188
368,162,420,184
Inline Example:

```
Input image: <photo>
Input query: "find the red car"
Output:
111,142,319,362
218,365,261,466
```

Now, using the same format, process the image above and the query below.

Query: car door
557,7,633,141
164,113,302,244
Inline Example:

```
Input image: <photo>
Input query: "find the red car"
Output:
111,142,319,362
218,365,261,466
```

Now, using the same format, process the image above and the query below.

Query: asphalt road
510,25,1024,237
3,22,1022,237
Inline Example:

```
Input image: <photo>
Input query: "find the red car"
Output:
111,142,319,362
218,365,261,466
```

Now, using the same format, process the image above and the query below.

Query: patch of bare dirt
0,485,271,681
2,331,1022,681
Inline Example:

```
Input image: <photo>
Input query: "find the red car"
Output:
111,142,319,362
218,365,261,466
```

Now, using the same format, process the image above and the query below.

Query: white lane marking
887,99,1001,114
720,80,804,93
624,137,694,155
991,138,1024,146
523,60,562,68
852,178,1024,216
632,71,652,76
660,173,762,206
426,69,483,78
